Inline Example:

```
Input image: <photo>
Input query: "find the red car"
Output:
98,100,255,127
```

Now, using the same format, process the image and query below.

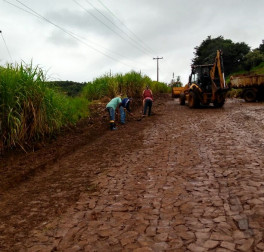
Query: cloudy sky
1,0,264,84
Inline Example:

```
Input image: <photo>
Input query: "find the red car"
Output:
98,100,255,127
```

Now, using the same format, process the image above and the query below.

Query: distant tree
258,40,264,54
243,49,264,71
48,81,86,96
193,36,250,76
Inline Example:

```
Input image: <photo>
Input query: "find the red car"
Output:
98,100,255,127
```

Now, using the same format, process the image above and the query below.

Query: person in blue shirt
120,97,133,124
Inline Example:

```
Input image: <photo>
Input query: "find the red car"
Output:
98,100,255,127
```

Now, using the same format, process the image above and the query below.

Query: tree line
192,36,264,76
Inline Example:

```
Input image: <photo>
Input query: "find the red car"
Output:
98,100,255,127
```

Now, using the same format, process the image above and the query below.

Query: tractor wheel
213,95,225,108
179,93,185,105
244,89,256,102
188,91,198,108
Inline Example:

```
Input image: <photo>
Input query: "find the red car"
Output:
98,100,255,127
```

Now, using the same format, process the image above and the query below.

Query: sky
1,0,264,85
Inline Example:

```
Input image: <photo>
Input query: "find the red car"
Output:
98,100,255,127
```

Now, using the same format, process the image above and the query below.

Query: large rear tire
188,91,198,108
179,93,185,105
213,94,225,108
244,89,256,102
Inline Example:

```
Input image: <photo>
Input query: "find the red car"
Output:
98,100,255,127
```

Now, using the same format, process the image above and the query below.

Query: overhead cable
6,0,137,64
96,0,156,55
74,0,152,57
5,0,138,70
4,0,40,19
0,30,13,62
85,0,154,56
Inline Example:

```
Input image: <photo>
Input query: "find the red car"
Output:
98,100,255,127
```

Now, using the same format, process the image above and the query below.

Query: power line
73,0,152,57
70,31,142,65
5,0,139,70
0,30,13,62
5,0,140,65
3,0,41,19
96,0,156,55
85,0,154,56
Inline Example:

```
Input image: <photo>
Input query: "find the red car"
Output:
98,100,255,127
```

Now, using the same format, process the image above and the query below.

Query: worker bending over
120,97,133,124
106,96,122,130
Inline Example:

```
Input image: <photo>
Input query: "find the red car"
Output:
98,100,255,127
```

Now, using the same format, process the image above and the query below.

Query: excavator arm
210,50,226,89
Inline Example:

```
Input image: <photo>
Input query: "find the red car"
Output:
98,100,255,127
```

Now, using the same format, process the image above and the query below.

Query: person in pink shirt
142,86,153,116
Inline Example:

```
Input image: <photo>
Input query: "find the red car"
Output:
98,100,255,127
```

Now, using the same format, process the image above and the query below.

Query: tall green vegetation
0,65,168,150
0,63,89,149
258,40,264,54
193,36,250,76
82,71,169,101
193,36,264,76
243,50,264,71
251,62,264,75
240,40,264,73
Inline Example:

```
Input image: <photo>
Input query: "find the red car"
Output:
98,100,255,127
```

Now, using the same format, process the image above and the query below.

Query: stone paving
6,99,264,251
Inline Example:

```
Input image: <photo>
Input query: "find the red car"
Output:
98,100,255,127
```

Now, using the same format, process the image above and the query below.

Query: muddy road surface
1,96,264,252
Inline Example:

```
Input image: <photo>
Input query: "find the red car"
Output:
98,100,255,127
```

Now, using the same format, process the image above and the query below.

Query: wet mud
1,96,264,251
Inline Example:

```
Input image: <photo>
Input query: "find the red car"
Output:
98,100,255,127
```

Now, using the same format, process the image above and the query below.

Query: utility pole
153,56,163,82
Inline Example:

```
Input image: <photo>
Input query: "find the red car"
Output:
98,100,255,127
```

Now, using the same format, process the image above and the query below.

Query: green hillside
47,81,86,97
251,62,264,74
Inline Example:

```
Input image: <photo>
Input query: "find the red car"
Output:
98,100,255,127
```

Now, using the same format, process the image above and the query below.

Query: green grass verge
0,63,89,149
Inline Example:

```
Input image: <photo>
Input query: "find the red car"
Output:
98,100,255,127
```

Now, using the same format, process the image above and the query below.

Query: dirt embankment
0,97,146,192
0,94,167,251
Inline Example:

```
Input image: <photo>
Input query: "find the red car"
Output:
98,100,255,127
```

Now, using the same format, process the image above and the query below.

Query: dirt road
1,96,264,251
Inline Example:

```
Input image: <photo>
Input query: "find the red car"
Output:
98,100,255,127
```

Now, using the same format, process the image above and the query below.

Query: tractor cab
189,64,213,92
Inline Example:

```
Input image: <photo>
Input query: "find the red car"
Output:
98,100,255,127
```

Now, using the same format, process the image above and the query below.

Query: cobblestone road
5,98,264,251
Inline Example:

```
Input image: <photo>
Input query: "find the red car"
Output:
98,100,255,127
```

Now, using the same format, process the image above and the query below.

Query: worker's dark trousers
143,99,152,116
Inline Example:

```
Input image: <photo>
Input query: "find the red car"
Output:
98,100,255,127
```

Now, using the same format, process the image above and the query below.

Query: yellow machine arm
210,50,226,92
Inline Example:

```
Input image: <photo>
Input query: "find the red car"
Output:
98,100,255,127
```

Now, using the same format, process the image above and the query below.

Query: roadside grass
0,65,169,151
82,71,169,101
0,63,89,149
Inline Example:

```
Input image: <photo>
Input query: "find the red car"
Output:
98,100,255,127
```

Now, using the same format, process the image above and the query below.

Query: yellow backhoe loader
180,50,229,108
